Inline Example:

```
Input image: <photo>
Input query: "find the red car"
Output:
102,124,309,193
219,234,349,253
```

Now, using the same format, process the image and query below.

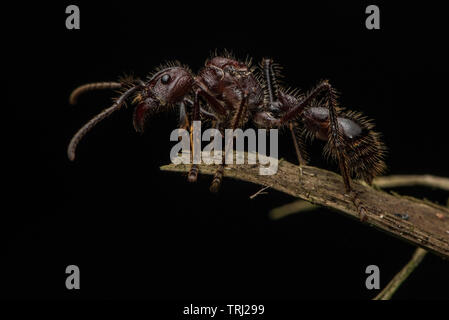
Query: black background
4,0,449,304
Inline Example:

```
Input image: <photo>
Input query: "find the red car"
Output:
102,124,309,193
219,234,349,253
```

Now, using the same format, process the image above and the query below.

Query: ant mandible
67,52,386,198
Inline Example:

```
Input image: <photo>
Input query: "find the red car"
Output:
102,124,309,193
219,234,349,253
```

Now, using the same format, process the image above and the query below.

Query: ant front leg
178,100,190,130
185,95,220,184
187,91,201,183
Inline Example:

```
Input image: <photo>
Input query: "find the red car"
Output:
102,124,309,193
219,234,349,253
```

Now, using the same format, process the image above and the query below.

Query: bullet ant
68,52,386,201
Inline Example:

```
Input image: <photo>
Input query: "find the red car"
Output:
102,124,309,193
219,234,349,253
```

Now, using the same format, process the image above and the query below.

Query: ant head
145,66,193,104
133,66,193,132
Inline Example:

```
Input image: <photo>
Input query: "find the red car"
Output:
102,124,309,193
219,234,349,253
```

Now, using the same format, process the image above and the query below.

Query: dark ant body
68,52,386,199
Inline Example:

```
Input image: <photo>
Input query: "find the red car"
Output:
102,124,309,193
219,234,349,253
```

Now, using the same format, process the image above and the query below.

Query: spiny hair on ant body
258,60,387,185
67,51,386,195
296,100,387,184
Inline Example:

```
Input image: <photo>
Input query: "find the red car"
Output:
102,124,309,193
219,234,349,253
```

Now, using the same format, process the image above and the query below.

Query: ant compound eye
161,74,171,84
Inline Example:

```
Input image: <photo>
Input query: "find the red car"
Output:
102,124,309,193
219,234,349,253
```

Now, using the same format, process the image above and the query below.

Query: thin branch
270,173,449,220
373,248,428,300
160,153,449,259
269,200,318,220
373,175,449,191
249,185,270,200
372,183,449,300
268,171,445,298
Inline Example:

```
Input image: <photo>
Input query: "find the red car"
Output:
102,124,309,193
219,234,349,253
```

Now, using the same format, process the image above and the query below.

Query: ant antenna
67,84,143,161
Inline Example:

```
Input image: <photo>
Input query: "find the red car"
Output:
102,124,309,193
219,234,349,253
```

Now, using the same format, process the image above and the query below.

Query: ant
68,52,386,202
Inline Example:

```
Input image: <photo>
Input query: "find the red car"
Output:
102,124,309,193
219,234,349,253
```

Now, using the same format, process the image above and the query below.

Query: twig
269,200,318,220
270,174,449,220
373,247,428,300
373,185,449,300
373,175,449,191
160,153,449,259
249,185,270,200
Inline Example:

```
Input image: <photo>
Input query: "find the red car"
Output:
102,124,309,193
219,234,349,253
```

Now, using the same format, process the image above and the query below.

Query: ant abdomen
340,110,386,184
302,106,386,184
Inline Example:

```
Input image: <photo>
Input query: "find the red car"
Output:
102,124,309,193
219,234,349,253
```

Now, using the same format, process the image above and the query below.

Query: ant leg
289,122,309,176
300,83,369,219
199,107,219,120
196,85,228,116
260,77,374,219
183,96,218,183
276,80,352,192
185,86,227,185
321,83,352,194
262,58,281,107
210,155,225,192
262,58,307,168
349,190,369,222
187,91,200,183
180,97,218,126
69,82,122,105
209,126,225,193
178,101,190,130
210,93,248,193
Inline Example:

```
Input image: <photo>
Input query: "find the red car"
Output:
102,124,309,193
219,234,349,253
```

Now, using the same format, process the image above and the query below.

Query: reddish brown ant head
133,67,193,132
